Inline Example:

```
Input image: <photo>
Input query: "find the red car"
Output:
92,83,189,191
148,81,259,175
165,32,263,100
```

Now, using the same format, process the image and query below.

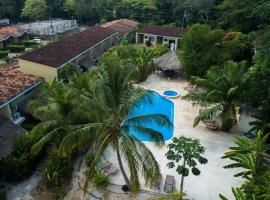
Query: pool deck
107,74,243,200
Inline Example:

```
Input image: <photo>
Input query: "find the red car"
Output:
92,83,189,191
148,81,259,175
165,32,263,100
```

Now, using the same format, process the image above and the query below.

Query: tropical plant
222,132,270,199
135,47,155,82
59,57,172,192
222,132,270,180
219,187,255,200
42,150,72,187
154,191,185,200
183,60,247,131
92,173,109,189
29,81,100,156
165,136,207,198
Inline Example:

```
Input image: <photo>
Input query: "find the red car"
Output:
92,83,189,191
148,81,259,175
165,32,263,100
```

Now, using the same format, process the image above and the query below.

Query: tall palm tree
59,57,172,192
183,60,247,131
29,80,100,155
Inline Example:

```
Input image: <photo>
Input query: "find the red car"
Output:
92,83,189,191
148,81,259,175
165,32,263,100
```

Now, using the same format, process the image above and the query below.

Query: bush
42,152,72,187
8,45,25,53
0,60,7,66
0,51,8,59
92,173,109,189
150,45,169,58
23,40,37,47
0,134,38,181
2,56,11,63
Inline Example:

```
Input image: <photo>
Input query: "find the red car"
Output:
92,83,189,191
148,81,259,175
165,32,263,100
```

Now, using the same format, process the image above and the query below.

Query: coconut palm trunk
116,141,132,191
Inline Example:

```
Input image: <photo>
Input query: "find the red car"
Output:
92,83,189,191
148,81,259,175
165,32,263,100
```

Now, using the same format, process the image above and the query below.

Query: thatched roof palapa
153,51,182,71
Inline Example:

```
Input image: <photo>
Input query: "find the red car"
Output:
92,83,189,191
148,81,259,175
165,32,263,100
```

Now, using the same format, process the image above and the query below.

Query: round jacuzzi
163,90,180,99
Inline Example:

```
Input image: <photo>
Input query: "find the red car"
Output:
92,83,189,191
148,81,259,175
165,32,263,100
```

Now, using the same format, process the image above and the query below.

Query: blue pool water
127,91,174,141
163,90,178,97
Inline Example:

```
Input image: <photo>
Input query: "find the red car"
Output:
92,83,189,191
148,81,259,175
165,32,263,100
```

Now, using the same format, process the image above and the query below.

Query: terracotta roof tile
101,19,138,36
0,67,43,106
20,26,117,68
0,26,24,41
138,25,186,38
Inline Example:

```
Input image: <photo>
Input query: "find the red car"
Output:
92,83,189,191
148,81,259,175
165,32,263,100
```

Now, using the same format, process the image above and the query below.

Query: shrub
23,40,37,47
0,51,8,59
0,60,7,66
92,173,109,189
8,45,25,53
2,56,11,63
150,45,169,58
42,152,72,187
0,134,37,181
0,189,6,200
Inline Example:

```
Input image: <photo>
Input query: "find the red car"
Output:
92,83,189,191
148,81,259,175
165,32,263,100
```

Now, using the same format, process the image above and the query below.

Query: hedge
8,45,25,53
0,51,8,59
23,40,37,47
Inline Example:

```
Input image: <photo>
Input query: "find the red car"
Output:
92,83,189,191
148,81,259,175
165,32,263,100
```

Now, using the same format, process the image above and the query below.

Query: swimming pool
127,91,174,141
163,90,180,99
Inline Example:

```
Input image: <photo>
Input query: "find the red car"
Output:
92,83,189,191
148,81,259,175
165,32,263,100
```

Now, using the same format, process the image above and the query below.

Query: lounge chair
104,165,119,176
100,161,119,176
150,175,162,190
203,120,220,130
164,175,174,193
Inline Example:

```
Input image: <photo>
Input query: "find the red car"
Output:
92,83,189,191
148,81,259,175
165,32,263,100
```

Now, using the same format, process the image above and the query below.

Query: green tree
181,24,225,78
165,136,208,197
22,0,48,20
64,0,114,24
57,57,172,192
217,0,270,32
244,28,270,136
0,0,24,22
183,60,247,131
29,81,100,155
116,0,158,23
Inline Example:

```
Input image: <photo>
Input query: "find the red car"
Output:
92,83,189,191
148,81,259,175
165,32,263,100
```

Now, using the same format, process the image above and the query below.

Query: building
101,19,138,37
136,25,186,50
0,66,43,125
19,19,78,36
19,25,118,82
239,106,257,133
0,26,28,49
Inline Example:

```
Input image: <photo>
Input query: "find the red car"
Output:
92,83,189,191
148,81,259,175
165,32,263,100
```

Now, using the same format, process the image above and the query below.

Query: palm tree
222,132,270,181
219,187,255,200
135,47,155,83
183,60,247,131
29,80,100,155
59,57,172,192
222,132,270,199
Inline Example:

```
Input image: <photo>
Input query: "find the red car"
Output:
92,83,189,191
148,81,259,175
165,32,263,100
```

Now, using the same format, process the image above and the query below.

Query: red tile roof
0,26,24,41
138,25,186,38
20,26,117,68
101,19,138,36
0,67,43,106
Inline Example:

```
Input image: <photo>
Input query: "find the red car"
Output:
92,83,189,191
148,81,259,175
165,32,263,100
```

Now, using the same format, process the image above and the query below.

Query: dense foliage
183,61,247,131
220,132,270,199
181,24,252,78
2,0,269,31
